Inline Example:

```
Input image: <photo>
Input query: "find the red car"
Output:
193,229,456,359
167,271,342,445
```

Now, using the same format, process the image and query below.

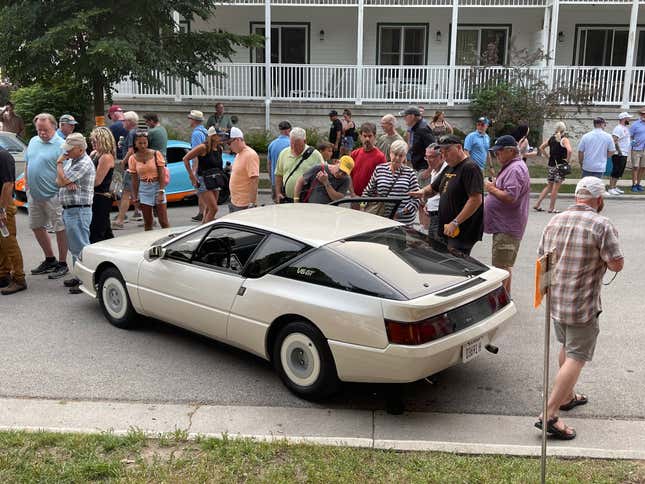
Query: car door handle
237,287,246,296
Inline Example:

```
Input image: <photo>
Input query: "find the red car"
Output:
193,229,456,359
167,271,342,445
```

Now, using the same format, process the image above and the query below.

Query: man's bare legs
542,351,586,434
33,227,67,262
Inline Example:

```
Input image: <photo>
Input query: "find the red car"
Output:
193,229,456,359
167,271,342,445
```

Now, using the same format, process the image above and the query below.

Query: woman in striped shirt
362,139,420,223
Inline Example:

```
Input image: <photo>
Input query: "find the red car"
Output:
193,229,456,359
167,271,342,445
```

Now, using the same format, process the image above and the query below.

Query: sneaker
607,188,621,196
632,185,640,193
0,275,11,288
1,280,27,295
131,211,143,222
111,221,125,230
637,184,645,192
63,277,81,287
113,215,128,222
615,187,624,194
31,258,58,275
47,263,69,279
68,286,83,294
191,213,203,222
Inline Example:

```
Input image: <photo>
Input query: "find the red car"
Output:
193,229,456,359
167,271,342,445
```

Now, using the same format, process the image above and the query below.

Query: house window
575,26,645,66
377,25,428,66
178,19,190,34
454,26,509,65
251,24,309,64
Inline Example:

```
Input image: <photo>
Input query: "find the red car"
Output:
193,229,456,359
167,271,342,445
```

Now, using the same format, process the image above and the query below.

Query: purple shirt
484,157,530,239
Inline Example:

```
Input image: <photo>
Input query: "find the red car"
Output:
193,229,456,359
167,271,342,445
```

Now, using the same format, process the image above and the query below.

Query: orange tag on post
534,258,543,308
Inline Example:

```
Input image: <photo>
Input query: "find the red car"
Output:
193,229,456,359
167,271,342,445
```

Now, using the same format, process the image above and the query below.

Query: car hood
88,227,190,252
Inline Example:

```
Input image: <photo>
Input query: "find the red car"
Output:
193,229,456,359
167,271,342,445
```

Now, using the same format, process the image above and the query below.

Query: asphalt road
1,196,643,420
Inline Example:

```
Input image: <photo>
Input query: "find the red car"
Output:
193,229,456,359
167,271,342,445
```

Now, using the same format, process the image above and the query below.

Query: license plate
462,337,483,363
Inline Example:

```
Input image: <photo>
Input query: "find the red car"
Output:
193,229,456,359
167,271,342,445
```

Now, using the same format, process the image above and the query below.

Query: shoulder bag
280,146,315,203
364,168,404,218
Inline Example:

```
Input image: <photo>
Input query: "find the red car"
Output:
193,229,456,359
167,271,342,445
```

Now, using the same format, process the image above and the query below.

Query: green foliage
0,1,260,116
452,127,467,142
306,128,322,148
244,131,271,154
12,82,92,138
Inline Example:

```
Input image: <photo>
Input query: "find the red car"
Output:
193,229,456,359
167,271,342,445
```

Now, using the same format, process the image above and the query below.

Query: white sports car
76,204,516,399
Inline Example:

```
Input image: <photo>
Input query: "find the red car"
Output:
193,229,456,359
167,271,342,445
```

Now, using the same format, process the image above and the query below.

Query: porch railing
112,63,645,106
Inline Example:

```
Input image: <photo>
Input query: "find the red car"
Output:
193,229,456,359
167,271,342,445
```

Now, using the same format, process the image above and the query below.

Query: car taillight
487,286,509,312
385,313,454,345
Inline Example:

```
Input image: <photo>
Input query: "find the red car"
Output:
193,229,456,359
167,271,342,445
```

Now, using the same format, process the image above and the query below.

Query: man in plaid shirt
536,177,623,440
56,133,95,294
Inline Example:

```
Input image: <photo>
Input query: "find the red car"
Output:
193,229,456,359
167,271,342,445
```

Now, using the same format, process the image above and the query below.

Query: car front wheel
98,267,139,329
273,321,340,400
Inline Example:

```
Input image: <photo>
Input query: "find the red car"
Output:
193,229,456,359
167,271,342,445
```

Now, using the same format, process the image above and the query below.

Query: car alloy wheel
273,321,340,400
98,267,139,329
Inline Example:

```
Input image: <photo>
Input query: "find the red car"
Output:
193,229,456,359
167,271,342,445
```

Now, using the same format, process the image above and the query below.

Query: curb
1,397,644,460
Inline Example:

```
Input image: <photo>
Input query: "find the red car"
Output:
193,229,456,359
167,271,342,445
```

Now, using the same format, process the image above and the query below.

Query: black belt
63,204,91,209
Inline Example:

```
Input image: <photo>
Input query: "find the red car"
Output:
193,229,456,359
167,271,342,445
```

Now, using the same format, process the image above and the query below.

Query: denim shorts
139,181,166,206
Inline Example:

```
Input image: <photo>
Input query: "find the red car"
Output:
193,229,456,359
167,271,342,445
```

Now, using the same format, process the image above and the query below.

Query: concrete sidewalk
1,397,643,459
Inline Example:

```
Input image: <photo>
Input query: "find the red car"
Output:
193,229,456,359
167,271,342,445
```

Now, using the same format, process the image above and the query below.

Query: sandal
548,209,561,214
533,206,545,212
560,393,588,411
546,416,576,440
111,221,125,230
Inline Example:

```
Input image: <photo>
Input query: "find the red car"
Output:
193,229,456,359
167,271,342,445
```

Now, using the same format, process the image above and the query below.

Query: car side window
275,248,404,300
166,146,187,164
164,227,210,263
244,234,309,279
193,226,265,274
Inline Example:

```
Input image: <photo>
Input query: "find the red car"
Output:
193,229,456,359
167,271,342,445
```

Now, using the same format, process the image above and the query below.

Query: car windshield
331,226,489,299
0,134,25,153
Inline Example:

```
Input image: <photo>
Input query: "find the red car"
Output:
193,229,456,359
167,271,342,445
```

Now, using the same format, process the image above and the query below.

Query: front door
253,24,308,97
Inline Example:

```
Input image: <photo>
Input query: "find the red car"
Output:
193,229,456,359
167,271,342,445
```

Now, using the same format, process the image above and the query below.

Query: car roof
167,139,191,149
220,204,400,247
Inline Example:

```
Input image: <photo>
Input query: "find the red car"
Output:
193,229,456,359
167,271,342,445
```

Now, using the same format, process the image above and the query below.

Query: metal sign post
535,250,555,484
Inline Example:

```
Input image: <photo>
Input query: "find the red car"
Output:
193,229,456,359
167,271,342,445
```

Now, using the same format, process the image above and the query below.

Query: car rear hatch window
331,226,489,299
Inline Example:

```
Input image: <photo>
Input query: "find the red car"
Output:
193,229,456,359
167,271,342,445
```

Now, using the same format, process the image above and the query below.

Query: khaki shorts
27,192,65,231
631,150,645,169
492,233,521,268
553,318,600,362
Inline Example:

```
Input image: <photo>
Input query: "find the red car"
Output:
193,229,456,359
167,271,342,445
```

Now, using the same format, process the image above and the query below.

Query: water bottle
0,210,9,238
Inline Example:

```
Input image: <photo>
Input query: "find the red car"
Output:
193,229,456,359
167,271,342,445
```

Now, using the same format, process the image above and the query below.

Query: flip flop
548,209,561,214
546,416,576,440
560,394,588,411
533,206,545,212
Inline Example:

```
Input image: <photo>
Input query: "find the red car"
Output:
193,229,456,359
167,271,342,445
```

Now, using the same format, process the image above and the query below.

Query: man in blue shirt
25,113,68,278
577,117,614,178
107,105,128,160
188,110,208,221
267,120,291,200
629,108,645,191
56,114,77,140
464,117,492,175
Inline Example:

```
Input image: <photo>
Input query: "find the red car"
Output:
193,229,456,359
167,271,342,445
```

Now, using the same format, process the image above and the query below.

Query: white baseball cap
618,112,632,120
229,126,244,139
575,176,608,199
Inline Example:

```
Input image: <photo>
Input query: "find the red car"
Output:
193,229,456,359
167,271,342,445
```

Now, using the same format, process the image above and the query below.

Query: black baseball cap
278,120,291,130
399,106,421,116
328,110,338,116
437,134,463,147
489,134,518,152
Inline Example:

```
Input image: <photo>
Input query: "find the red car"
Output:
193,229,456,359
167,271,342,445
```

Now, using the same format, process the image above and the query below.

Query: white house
113,0,645,130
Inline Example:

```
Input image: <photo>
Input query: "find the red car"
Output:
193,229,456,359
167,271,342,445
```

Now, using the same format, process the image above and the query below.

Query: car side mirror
146,245,165,260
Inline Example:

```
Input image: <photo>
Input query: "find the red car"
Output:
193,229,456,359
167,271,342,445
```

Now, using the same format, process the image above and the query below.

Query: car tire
97,267,139,329
273,321,340,400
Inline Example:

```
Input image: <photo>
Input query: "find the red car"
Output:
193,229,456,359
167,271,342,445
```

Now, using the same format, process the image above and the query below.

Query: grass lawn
530,183,645,195
0,430,643,483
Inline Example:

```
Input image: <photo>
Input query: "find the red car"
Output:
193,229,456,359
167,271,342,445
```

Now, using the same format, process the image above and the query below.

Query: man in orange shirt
227,127,259,212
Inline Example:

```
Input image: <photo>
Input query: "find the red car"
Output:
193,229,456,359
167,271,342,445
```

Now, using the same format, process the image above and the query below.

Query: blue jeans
63,207,92,265
581,170,604,179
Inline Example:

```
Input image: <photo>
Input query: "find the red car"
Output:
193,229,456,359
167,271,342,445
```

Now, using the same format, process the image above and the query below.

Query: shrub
305,128,322,148
12,82,92,138
244,130,271,154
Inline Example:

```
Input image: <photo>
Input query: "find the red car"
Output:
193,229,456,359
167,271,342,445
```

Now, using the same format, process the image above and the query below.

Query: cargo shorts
553,318,600,362
492,232,521,268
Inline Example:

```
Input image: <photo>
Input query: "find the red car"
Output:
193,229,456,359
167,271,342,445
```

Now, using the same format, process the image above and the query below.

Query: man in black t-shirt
328,110,343,159
0,147,26,295
409,135,483,255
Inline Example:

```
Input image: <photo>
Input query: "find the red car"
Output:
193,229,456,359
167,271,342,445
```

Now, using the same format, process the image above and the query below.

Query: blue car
14,139,235,208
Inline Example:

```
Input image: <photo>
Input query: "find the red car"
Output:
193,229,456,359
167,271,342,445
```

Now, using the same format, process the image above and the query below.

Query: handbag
556,161,571,178
202,168,227,191
364,169,404,218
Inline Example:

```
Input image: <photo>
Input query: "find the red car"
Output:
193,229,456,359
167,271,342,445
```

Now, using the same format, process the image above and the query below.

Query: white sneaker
607,188,621,196
615,187,624,194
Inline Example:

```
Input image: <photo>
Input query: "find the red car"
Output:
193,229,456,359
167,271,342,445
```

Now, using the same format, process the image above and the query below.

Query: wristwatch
450,219,460,226
158,189,165,193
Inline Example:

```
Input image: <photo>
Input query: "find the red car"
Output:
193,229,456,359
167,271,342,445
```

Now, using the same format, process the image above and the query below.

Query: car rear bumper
74,261,97,298
329,301,516,383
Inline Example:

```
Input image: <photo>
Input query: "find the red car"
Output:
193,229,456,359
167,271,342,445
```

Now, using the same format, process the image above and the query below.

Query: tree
469,48,595,144
0,1,258,120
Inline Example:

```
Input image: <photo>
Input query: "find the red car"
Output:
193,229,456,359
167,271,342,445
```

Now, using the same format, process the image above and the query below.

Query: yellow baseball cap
338,155,355,175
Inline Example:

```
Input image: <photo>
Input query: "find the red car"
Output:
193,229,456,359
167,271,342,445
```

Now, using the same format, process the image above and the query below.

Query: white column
542,4,551,68
356,0,365,105
547,0,560,88
622,0,639,109
264,0,272,131
172,11,182,101
447,0,459,106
